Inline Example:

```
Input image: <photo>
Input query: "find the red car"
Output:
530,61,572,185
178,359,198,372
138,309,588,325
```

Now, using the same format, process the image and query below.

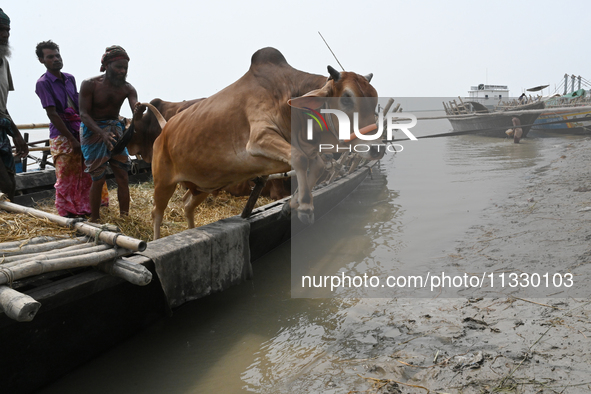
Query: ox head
126,106,158,163
126,98,203,163
288,66,384,161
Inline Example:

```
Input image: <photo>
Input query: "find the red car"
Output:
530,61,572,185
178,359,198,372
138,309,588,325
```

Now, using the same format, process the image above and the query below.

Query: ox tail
141,102,167,130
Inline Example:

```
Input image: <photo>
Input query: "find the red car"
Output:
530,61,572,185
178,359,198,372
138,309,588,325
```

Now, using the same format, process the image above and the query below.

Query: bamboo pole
0,198,147,252
98,256,152,286
0,248,133,285
0,236,62,251
3,244,112,268
73,222,147,252
347,156,362,174
84,221,120,233
382,98,395,115
327,152,349,184
15,123,50,130
0,197,76,227
2,241,99,264
11,146,50,153
268,170,295,180
0,286,41,322
0,238,87,258
405,104,591,121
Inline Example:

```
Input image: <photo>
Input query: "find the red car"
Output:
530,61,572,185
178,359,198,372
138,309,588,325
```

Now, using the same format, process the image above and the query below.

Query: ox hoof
280,201,292,219
297,210,315,225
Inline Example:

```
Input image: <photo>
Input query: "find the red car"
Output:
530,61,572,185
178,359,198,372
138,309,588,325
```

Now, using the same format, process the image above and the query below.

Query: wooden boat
533,89,591,134
443,99,546,138
0,158,377,394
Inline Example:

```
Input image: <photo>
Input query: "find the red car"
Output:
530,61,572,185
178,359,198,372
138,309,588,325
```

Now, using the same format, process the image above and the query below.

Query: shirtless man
79,45,143,222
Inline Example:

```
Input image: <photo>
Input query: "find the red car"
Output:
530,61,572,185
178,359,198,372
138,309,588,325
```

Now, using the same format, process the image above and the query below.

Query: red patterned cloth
50,135,108,216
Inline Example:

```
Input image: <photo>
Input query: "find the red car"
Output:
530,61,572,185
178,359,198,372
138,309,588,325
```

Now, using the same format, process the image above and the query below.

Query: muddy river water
36,117,587,393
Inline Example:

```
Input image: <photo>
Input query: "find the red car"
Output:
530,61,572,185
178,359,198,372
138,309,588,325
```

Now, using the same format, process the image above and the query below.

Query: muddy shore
284,137,591,394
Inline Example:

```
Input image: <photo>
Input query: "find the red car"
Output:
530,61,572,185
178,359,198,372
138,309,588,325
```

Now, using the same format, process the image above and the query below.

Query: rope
112,234,120,250
390,116,591,141
131,161,139,175
93,228,104,245
0,267,14,288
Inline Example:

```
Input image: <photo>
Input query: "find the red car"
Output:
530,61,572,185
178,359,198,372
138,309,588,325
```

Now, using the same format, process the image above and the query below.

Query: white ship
466,84,509,109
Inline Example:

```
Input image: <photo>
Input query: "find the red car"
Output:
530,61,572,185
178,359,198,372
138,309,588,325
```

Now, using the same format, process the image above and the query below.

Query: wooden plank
12,190,55,206
15,170,57,191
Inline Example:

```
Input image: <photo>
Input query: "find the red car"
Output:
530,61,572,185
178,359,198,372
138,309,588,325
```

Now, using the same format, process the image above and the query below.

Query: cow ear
288,95,325,109
288,85,332,109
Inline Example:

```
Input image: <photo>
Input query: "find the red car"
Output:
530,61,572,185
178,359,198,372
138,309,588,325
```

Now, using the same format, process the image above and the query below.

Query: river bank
293,136,591,393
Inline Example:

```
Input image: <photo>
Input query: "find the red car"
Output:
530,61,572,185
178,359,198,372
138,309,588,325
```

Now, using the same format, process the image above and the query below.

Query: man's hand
98,129,116,151
69,137,82,154
13,132,29,158
133,102,146,120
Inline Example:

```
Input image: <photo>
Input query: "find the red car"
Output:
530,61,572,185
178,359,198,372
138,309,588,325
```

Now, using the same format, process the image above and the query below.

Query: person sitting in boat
79,45,144,222
518,93,527,104
0,8,28,201
35,40,108,217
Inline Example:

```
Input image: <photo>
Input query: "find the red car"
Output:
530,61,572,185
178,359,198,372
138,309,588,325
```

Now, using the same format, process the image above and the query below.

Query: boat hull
447,101,545,138
532,107,591,134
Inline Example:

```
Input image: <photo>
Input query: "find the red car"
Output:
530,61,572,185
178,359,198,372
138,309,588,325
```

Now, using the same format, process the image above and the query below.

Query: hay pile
0,213,77,244
1,181,274,243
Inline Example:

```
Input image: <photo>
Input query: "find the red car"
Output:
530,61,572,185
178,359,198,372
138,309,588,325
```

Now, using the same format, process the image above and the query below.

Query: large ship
466,84,510,110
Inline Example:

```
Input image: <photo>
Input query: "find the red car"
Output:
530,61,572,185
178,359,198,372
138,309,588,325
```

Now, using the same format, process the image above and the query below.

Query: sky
4,0,590,125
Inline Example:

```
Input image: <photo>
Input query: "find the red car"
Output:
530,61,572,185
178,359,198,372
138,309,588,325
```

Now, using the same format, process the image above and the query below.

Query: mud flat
282,138,591,394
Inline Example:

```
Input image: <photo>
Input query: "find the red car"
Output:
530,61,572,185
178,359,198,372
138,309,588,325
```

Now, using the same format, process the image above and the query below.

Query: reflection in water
291,166,400,298
446,134,545,176
36,131,587,393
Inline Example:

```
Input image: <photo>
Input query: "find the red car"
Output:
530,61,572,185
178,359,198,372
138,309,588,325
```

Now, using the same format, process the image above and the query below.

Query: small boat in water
533,89,591,134
443,98,545,138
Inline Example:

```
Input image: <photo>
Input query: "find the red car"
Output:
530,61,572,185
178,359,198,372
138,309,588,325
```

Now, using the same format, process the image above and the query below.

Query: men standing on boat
79,45,143,222
35,40,108,217
0,8,28,201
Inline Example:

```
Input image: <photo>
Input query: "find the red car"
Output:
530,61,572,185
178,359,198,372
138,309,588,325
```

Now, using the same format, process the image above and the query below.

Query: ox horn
364,73,373,83
327,65,341,81
141,102,167,130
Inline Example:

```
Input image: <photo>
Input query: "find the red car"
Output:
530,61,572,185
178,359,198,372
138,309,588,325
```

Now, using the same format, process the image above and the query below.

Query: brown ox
127,98,291,200
127,97,204,163
151,47,380,239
